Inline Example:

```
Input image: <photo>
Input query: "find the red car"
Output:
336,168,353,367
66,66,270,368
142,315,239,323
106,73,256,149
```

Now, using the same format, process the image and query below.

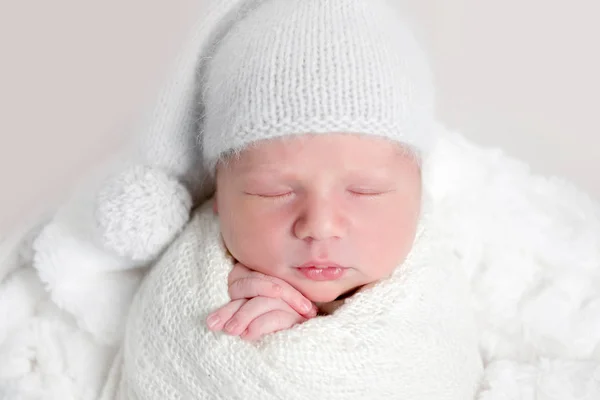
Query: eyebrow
234,166,293,180
237,166,397,182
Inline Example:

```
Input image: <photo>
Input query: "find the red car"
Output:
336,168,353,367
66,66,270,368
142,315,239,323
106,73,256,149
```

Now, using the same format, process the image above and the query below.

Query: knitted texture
131,0,246,199
95,165,192,262
112,200,483,399
202,0,436,172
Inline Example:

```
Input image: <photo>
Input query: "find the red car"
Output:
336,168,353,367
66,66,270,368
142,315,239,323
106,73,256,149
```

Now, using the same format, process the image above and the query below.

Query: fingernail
207,314,220,329
301,301,312,313
224,320,238,333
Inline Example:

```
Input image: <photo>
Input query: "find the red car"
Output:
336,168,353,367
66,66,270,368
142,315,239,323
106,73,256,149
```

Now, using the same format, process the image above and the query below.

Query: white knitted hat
88,0,438,262
201,0,436,173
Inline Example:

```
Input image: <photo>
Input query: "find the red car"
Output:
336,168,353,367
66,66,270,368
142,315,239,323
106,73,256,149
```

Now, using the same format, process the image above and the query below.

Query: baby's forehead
231,133,414,166
215,135,420,185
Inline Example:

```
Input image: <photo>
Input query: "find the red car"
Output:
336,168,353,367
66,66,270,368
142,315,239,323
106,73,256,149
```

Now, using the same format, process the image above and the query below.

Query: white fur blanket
107,201,482,399
1,128,600,399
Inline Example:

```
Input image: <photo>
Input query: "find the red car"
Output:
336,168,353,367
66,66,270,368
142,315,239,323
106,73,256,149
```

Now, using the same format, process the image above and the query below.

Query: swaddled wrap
111,200,483,399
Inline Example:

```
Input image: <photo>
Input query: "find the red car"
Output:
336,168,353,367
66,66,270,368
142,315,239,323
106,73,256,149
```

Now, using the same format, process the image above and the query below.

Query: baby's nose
293,197,347,241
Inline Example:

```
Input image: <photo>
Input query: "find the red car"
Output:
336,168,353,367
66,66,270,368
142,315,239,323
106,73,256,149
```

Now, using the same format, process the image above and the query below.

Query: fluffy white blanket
106,200,482,399
1,127,600,399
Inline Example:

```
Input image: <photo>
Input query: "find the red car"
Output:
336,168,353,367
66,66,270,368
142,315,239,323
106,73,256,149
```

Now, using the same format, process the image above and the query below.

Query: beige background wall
1,0,598,237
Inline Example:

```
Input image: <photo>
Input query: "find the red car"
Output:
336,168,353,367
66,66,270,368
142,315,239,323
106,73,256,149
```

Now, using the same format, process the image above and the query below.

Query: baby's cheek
230,222,286,272
361,216,415,277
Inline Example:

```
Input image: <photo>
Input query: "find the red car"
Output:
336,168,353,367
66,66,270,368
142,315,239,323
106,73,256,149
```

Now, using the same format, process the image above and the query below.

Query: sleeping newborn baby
108,1,483,398
206,132,423,340
113,132,482,399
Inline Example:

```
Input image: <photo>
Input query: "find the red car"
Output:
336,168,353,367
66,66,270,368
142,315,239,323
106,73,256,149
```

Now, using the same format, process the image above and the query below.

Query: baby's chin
295,281,360,304
304,291,342,304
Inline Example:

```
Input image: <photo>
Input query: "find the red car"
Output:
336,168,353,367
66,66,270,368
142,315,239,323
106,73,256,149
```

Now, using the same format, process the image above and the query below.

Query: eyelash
252,192,294,199
247,189,388,199
349,190,384,197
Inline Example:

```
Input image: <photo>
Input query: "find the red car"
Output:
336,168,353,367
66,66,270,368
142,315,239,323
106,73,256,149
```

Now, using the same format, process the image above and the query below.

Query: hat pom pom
94,165,192,262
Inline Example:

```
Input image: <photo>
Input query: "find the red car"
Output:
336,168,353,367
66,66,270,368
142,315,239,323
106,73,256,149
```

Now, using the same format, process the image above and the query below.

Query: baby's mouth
294,263,348,281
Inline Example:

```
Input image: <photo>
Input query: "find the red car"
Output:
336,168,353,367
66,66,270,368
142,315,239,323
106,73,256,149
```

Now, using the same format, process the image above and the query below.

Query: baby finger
223,296,291,336
241,310,304,341
206,299,247,331
228,277,282,300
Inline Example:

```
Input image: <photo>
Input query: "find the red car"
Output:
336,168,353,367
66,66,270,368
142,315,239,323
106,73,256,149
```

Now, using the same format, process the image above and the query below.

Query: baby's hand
228,263,318,317
206,296,308,341
206,263,318,341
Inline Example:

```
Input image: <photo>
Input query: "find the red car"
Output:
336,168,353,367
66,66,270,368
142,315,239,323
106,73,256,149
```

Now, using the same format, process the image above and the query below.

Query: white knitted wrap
114,201,482,399
202,0,435,172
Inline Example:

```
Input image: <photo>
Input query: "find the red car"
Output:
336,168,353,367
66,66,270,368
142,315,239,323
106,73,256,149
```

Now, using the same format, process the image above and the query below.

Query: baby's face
215,133,422,303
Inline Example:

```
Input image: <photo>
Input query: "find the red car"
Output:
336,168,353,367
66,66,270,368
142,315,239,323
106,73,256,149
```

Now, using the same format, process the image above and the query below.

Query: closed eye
245,191,294,199
348,189,385,197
